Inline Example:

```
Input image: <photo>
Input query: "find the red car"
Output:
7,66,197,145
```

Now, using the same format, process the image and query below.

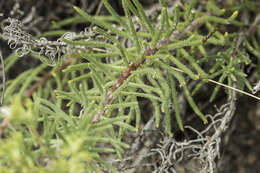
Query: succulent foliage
0,0,260,172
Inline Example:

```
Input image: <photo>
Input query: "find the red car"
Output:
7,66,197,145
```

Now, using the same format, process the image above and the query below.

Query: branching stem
92,47,158,123
92,16,204,123
25,58,75,97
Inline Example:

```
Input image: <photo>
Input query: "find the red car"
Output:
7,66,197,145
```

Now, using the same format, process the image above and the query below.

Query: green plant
0,0,260,172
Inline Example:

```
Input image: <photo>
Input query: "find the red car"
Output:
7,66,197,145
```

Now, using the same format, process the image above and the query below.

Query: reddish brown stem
91,15,210,123
25,58,75,97
92,47,158,123
0,116,8,137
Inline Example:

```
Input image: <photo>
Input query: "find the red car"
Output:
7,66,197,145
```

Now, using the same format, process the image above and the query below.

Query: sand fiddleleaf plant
0,0,260,172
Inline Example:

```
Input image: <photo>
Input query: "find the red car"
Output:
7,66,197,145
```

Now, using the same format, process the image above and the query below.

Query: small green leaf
174,72,208,124
73,6,130,39
152,7,167,47
132,0,155,35
210,73,227,102
122,0,141,54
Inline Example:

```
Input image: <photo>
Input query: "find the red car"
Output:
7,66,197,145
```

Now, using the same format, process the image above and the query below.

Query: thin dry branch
231,14,260,56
